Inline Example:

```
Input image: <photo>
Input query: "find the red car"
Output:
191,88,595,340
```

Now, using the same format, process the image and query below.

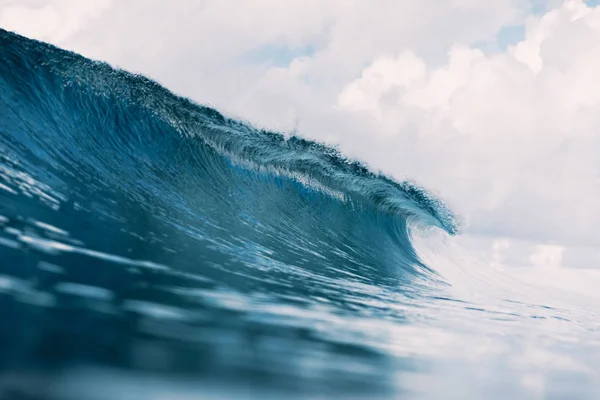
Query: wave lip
0,27,457,236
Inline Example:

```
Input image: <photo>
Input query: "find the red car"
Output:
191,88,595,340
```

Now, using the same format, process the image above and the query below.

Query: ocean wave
0,30,457,392
4,28,597,400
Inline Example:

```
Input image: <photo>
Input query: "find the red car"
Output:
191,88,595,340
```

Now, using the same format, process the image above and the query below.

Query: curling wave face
1,29,600,399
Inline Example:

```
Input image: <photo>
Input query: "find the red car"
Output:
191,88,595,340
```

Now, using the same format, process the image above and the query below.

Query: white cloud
491,238,511,269
335,1,600,251
0,0,112,44
337,51,428,121
529,244,565,269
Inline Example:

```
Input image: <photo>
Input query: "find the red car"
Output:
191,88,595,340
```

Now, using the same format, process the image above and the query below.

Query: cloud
0,0,112,44
529,245,565,269
335,1,600,250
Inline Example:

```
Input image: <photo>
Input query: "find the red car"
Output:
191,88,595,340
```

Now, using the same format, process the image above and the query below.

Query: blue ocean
1,28,599,399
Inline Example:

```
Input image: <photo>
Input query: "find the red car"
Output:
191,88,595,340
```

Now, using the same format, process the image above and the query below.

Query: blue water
1,29,599,399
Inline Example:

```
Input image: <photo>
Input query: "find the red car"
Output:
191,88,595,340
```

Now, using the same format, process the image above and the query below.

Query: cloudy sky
2,0,600,294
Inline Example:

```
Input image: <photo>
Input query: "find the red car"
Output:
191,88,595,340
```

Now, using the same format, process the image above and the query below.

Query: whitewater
1,28,599,399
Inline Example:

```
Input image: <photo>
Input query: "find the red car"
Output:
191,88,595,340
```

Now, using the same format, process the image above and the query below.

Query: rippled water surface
1,29,599,399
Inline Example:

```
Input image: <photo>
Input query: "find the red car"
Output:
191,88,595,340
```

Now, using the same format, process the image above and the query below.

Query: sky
1,0,600,294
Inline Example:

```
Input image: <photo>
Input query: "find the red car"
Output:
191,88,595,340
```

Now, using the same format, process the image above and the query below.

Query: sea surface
1,29,599,399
